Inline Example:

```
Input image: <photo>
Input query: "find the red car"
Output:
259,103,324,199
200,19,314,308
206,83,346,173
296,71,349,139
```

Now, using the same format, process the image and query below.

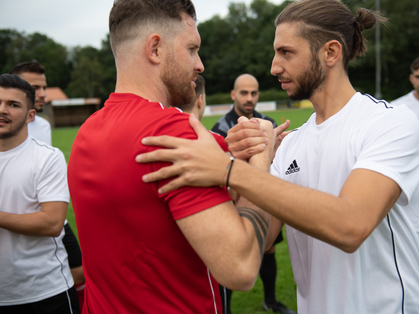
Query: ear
196,94,203,109
230,90,236,101
145,33,163,64
26,109,36,124
322,40,342,67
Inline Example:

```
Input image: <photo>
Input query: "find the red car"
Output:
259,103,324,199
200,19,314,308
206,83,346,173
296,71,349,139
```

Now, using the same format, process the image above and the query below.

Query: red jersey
68,93,231,314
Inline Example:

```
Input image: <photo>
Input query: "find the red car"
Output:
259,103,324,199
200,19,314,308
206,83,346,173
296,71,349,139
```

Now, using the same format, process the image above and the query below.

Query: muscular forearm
229,161,399,252
0,202,68,237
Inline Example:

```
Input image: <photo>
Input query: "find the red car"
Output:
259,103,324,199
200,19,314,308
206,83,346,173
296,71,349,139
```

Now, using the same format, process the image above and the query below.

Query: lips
0,116,11,123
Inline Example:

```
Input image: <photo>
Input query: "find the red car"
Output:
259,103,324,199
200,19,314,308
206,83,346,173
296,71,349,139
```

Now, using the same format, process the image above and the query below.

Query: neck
0,130,28,152
114,52,170,107
115,73,169,107
310,70,356,124
413,90,419,101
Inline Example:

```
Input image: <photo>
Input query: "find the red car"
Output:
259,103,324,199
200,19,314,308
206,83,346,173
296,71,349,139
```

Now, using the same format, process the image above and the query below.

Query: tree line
1,0,418,104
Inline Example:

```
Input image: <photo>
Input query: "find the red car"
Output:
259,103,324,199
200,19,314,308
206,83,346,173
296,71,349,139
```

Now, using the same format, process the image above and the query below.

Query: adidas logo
285,160,300,175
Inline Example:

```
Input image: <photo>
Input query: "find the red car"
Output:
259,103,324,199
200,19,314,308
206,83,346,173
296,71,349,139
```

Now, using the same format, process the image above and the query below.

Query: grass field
52,108,314,314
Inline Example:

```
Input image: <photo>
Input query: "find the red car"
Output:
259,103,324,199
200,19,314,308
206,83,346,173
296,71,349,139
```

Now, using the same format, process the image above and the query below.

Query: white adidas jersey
271,93,419,314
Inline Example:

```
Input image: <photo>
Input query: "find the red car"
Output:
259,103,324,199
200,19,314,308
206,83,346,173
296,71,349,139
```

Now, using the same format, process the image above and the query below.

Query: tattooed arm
175,119,274,291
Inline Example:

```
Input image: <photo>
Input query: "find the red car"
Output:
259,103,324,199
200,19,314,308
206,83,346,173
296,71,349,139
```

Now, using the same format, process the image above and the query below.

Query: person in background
212,73,294,314
0,74,79,313
391,57,419,118
10,61,86,310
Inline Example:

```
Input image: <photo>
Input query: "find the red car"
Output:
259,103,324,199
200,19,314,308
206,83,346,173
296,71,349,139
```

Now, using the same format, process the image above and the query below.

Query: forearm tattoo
237,207,268,258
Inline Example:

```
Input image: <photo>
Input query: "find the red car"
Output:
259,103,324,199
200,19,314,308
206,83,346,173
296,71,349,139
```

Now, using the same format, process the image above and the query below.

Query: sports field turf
52,107,314,313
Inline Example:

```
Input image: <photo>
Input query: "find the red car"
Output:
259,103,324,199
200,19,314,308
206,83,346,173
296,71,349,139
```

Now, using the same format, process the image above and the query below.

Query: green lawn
53,108,313,313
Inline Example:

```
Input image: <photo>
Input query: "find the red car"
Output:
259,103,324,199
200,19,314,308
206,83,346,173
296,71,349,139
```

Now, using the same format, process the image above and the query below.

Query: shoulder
254,111,277,127
29,138,66,162
35,115,51,126
390,92,413,106
211,114,230,138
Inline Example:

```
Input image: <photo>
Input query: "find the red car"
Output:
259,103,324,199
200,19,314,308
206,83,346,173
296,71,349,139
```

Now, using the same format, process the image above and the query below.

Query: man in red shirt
67,1,273,313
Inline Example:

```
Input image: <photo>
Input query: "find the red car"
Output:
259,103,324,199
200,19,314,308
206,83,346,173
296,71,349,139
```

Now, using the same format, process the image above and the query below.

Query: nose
270,55,284,77
37,88,47,99
195,55,204,74
0,102,7,113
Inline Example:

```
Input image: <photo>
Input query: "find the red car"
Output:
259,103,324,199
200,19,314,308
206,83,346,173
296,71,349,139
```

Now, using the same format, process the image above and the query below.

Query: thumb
189,113,212,140
237,116,249,124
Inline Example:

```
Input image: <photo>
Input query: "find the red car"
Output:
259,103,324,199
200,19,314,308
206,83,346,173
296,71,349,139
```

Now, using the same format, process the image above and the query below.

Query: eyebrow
275,45,292,51
0,99,22,105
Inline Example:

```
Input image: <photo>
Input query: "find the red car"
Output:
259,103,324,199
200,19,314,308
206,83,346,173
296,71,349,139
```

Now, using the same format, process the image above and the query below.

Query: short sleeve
147,111,231,220
353,106,419,205
37,149,69,204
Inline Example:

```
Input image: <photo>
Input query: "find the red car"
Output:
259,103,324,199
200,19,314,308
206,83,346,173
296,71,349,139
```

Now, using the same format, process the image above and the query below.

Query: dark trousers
0,286,80,314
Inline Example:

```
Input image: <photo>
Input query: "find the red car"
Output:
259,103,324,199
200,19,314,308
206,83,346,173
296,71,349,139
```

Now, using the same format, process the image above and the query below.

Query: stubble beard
236,101,255,117
0,114,27,139
288,54,326,101
161,54,195,108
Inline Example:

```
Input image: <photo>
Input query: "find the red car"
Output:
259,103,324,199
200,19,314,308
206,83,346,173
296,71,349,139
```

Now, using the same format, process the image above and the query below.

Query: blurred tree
198,0,418,100
0,29,72,90
1,0,417,102
65,35,115,101
344,0,419,100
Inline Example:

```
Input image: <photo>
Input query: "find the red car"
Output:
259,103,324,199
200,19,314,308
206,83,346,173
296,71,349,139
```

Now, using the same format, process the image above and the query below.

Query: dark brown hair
9,61,45,75
411,57,419,73
275,0,387,70
0,74,35,109
180,74,205,113
109,0,196,55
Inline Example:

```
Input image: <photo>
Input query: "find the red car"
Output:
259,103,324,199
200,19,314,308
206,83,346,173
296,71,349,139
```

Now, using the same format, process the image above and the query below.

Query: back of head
9,61,45,76
411,57,419,73
0,74,35,109
181,74,205,113
275,0,387,70
109,0,197,57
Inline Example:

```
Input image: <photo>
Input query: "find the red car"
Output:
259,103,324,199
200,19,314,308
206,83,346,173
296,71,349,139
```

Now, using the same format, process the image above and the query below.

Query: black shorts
0,286,80,314
273,229,284,245
62,223,82,268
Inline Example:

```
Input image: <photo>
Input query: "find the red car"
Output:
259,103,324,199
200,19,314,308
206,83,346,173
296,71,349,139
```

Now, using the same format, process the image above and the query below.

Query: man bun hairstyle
0,74,35,109
109,0,197,56
275,0,387,70
9,61,45,75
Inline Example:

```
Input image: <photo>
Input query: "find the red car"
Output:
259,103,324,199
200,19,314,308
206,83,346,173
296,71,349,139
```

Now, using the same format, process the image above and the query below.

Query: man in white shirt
10,61,86,309
0,73,79,313
391,57,419,118
136,1,419,313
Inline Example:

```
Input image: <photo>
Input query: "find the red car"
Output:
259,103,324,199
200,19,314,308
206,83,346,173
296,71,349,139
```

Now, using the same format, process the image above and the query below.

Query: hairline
111,13,190,57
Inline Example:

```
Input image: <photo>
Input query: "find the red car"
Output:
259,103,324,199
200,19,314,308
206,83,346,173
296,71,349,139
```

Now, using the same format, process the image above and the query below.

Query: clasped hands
136,113,290,193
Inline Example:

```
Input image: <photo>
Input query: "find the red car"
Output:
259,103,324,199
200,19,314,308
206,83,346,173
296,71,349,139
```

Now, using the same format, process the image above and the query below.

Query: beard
287,54,326,101
236,101,255,116
0,114,27,139
160,52,196,108
35,105,44,113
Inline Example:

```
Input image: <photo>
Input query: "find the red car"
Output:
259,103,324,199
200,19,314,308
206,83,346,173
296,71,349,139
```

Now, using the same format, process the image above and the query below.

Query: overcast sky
0,0,284,49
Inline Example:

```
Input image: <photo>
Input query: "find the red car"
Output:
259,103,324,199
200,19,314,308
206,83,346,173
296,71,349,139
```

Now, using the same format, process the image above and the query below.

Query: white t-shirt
391,90,419,119
28,115,52,146
0,137,73,306
271,93,419,314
